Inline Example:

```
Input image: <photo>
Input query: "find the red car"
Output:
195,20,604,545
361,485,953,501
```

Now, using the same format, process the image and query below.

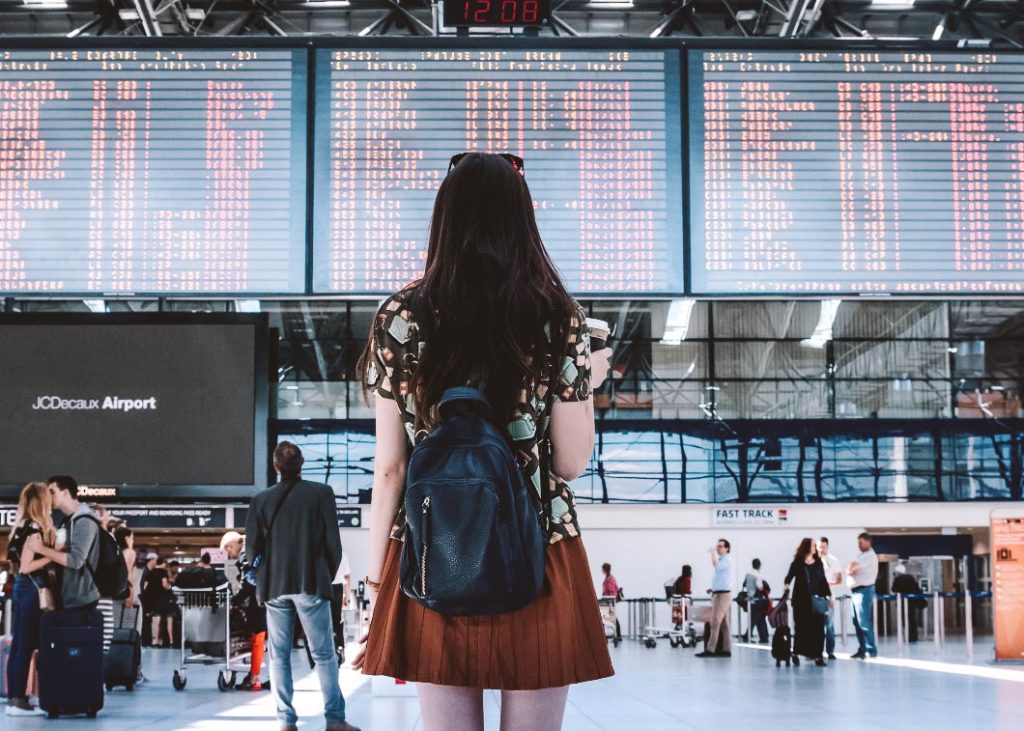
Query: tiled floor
3,637,1022,731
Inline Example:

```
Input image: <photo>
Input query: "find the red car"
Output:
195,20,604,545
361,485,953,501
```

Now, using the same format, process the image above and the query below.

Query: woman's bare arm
549,347,611,481
366,394,409,596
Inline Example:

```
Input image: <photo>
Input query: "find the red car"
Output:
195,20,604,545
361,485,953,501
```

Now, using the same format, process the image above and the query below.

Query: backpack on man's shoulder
74,515,130,600
399,387,546,616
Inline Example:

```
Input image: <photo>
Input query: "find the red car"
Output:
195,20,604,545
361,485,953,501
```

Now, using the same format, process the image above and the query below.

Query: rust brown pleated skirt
362,536,615,690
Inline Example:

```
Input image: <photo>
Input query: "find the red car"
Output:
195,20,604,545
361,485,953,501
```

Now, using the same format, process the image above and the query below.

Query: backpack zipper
420,496,431,597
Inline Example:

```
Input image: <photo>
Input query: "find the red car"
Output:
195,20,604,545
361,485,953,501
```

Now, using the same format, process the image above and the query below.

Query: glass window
712,301,822,339
715,380,829,419
834,380,949,419
833,341,949,379
833,301,947,339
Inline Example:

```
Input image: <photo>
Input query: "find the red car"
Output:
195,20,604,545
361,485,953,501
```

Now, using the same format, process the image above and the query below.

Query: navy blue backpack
399,387,547,616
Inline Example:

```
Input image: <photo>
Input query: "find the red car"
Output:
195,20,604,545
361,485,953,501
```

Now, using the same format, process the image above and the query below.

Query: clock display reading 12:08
443,0,549,26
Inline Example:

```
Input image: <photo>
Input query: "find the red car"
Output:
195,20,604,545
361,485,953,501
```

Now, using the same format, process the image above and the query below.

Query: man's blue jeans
265,593,345,726
824,606,836,655
851,586,877,656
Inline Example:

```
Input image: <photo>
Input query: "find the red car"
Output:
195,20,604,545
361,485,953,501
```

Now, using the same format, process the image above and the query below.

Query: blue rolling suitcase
105,605,141,691
38,608,105,719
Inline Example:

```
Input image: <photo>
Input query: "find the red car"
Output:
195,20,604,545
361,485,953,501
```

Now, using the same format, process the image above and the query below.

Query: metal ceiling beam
0,0,1022,42
548,12,579,35
649,0,695,37
129,0,161,34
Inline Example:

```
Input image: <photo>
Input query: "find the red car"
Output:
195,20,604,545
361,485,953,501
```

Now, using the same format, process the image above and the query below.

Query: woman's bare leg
417,683,484,731
499,686,570,731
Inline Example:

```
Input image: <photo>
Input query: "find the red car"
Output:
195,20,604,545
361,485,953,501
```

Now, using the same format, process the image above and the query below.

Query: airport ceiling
0,0,1021,45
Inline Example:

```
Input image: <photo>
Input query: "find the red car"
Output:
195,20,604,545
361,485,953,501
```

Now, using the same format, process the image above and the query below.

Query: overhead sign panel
0,47,308,295
312,45,685,296
689,49,1024,295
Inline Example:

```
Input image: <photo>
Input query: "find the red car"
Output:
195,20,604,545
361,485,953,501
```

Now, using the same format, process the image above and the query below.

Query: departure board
689,50,1024,295
312,47,684,295
0,48,307,294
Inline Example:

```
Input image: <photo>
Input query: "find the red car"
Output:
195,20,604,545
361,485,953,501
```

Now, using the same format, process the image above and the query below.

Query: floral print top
366,288,592,545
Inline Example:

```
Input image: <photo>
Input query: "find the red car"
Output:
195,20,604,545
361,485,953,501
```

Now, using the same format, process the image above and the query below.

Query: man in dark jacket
891,563,925,643
246,442,359,731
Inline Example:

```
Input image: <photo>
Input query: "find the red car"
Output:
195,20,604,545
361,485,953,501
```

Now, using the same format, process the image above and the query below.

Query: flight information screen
689,49,1024,295
0,48,307,295
312,47,684,295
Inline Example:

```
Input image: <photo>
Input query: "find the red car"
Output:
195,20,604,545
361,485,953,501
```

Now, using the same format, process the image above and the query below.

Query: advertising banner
992,510,1024,662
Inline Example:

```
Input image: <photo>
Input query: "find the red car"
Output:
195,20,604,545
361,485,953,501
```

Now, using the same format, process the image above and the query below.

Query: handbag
805,565,830,615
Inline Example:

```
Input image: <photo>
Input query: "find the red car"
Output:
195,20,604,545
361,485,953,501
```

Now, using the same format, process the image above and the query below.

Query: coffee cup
586,318,611,352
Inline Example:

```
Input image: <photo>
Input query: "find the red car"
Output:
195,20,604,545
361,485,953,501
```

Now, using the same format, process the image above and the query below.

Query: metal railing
617,590,995,660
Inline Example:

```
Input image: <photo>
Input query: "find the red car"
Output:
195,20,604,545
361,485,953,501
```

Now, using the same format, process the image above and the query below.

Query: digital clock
442,0,549,26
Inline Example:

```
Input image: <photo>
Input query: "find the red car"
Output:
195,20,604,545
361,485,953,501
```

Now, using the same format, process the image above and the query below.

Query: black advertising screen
312,46,685,296
0,315,268,498
0,48,307,295
689,49,1024,295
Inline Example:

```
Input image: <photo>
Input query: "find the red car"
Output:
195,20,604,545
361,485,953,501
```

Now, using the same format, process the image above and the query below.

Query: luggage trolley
641,595,695,649
598,597,621,647
171,583,252,692
687,597,714,648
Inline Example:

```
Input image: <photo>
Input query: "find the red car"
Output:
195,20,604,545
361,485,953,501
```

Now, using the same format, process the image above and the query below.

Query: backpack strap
438,387,490,410
69,513,102,589
258,477,301,589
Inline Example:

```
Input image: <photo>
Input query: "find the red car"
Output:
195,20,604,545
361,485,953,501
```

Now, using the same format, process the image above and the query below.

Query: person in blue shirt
697,538,734,658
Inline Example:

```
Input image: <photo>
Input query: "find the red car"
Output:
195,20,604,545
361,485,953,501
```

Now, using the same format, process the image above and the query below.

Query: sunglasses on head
448,152,525,176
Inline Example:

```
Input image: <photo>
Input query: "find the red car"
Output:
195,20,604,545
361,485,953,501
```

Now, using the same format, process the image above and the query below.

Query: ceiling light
660,298,696,345
801,299,842,349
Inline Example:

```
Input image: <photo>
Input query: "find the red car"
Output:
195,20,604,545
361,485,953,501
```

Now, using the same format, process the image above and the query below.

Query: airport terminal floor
1,638,1021,731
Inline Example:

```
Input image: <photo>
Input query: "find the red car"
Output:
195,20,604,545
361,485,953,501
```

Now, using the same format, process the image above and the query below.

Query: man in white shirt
847,532,879,659
817,537,849,660
697,538,734,658
742,559,768,644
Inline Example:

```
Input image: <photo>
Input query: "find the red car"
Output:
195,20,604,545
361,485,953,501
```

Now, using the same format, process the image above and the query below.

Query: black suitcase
38,608,105,719
105,606,141,691
772,627,792,667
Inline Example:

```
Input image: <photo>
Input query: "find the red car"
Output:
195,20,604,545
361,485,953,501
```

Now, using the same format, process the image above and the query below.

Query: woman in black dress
784,538,832,667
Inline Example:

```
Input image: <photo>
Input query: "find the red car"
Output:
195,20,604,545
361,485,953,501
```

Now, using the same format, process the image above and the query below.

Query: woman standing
113,526,137,612
673,565,693,596
113,527,143,641
784,538,832,667
5,482,56,716
353,152,614,731
601,563,620,599
141,556,175,647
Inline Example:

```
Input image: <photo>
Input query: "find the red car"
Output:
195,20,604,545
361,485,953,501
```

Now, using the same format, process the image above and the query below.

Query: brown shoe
280,725,298,731
326,722,361,731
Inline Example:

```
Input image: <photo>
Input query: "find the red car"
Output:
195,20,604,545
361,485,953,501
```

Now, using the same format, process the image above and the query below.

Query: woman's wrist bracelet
365,576,382,591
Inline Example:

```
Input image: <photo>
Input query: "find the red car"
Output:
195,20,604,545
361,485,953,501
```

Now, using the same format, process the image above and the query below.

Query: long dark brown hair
359,152,576,430
795,537,818,562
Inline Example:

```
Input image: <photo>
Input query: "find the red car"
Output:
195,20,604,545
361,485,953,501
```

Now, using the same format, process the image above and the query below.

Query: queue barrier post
965,590,974,661
933,591,942,653
895,594,904,649
839,595,849,648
